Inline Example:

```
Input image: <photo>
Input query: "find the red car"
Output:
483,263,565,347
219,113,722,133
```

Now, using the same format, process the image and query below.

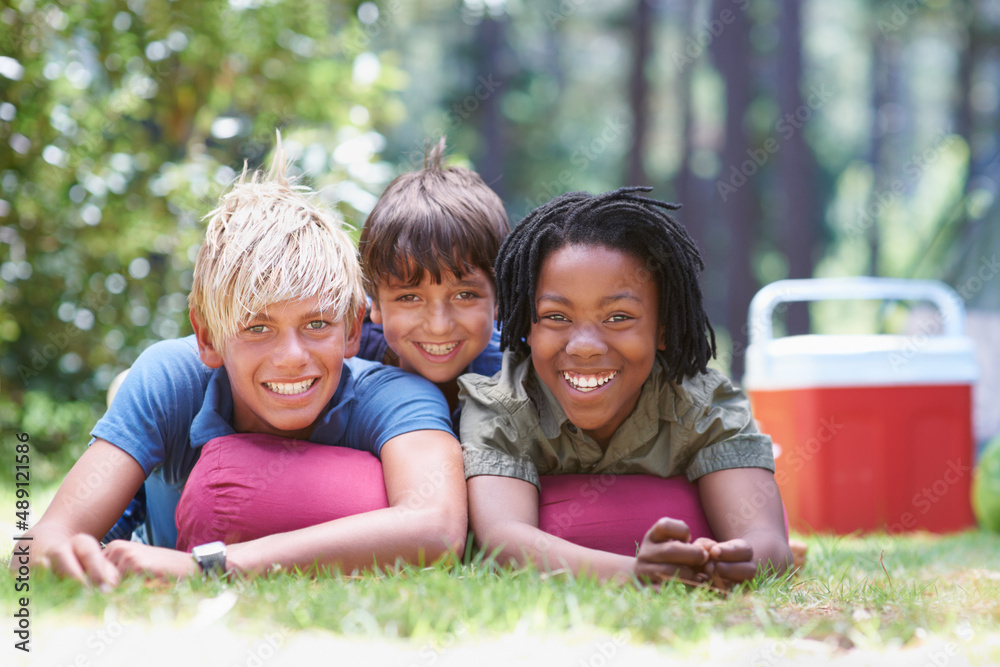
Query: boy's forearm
226,503,466,575
468,475,640,583
475,520,636,584
740,529,793,576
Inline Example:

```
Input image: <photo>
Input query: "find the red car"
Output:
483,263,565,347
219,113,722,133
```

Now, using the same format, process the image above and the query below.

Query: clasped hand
633,517,755,589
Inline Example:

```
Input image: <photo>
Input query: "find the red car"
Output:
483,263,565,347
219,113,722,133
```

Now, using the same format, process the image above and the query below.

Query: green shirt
458,351,775,490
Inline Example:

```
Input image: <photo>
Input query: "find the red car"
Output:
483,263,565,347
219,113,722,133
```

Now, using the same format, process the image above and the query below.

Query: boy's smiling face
526,243,665,447
193,295,362,440
370,267,497,385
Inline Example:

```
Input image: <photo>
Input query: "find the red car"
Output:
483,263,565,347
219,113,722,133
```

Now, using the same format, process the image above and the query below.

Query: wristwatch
191,541,227,576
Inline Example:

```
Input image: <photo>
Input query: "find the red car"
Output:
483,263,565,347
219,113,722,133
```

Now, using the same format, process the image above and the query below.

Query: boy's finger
647,517,691,543
710,539,753,562
74,536,119,588
635,562,703,587
641,541,709,567
691,537,718,552
49,547,87,583
714,561,758,582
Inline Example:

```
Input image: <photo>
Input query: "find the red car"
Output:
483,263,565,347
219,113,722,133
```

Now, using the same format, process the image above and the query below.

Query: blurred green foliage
2,0,997,456
0,0,398,417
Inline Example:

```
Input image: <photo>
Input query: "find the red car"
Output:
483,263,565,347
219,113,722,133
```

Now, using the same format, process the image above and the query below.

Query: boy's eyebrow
245,309,327,323
536,293,644,307
380,275,490,290
455,276,489,287
600,293,643,307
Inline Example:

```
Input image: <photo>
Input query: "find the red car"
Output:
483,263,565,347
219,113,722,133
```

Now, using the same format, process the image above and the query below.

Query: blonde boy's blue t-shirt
92,335,453,547
458,351,775,490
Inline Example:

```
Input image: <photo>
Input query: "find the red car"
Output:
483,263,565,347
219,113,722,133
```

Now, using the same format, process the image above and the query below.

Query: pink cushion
537,475,714,556
175,434,389,552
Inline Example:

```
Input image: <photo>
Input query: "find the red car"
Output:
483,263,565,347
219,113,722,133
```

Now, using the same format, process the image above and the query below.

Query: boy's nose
565,324,607,358
273,330,310,367
425,303,454,336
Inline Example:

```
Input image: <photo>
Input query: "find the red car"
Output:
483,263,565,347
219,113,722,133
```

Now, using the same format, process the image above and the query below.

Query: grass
3,485,1000,664
4,532,1000,664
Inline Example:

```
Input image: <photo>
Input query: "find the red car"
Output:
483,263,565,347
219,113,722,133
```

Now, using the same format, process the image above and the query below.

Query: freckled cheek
476,315,495,338
382,313,415,341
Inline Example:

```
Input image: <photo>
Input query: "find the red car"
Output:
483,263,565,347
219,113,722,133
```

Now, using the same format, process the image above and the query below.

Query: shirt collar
189,361,357,449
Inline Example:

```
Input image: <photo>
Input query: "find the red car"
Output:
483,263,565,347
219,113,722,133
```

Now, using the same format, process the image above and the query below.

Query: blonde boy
21,138,466,584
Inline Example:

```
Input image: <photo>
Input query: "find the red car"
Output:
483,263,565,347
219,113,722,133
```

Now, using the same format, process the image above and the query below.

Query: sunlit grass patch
5,515,1000,665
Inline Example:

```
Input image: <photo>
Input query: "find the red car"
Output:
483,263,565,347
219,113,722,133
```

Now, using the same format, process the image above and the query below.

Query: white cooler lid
744,334,978,390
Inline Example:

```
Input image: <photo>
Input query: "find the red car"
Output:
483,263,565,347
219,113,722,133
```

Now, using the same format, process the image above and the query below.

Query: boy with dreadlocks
460,187,793,587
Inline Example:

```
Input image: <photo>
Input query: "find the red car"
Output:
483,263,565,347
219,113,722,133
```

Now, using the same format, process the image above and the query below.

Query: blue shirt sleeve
343,358,455,455
90,335,213,483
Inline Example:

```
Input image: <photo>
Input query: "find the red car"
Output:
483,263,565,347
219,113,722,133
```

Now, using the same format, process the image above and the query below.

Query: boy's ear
343,305,365,359
657,323,667,352
369,297,383,325
190,310,225,368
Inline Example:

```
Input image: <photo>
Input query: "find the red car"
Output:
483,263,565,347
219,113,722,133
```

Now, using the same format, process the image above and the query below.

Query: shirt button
567,425,578,434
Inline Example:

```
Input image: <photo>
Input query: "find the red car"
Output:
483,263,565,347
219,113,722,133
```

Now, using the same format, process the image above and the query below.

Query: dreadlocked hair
494,186,716,383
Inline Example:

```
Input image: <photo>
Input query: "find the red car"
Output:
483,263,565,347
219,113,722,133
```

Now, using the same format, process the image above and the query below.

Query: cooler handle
747,277,966,345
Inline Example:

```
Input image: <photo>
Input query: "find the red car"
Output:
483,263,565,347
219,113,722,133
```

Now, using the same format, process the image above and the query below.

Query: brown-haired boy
358,138,510,412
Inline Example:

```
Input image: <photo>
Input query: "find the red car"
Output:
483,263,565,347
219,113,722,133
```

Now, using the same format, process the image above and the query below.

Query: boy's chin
420,370,461,384
559,406,614,431
404,360,463,384
259,410,325,437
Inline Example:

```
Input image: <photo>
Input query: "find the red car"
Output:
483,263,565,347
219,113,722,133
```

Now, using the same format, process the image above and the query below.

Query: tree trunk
776,0,816,335
474,15,508,200
674,0,720,326
627,0,653,186
711,0,758,381
867,37,888,278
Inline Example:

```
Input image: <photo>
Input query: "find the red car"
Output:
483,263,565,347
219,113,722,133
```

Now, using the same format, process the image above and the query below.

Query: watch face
193,542,225,558
192,541,226,575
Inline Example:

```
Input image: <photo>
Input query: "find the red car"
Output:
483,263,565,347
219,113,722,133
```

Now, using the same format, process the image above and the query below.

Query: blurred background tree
2,0,999,462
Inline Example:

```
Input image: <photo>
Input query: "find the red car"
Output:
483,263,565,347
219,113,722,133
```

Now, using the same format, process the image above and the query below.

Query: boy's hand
28,530,120,589
104,541,197,581
633,517,712,585
702,539,755,589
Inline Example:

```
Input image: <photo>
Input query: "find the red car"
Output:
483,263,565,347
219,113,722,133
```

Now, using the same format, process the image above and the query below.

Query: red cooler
743,278,978,534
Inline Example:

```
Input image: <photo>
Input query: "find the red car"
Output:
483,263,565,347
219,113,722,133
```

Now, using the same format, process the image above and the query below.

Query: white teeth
264,378,316,395
561,371,618,392
418,342,459,356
